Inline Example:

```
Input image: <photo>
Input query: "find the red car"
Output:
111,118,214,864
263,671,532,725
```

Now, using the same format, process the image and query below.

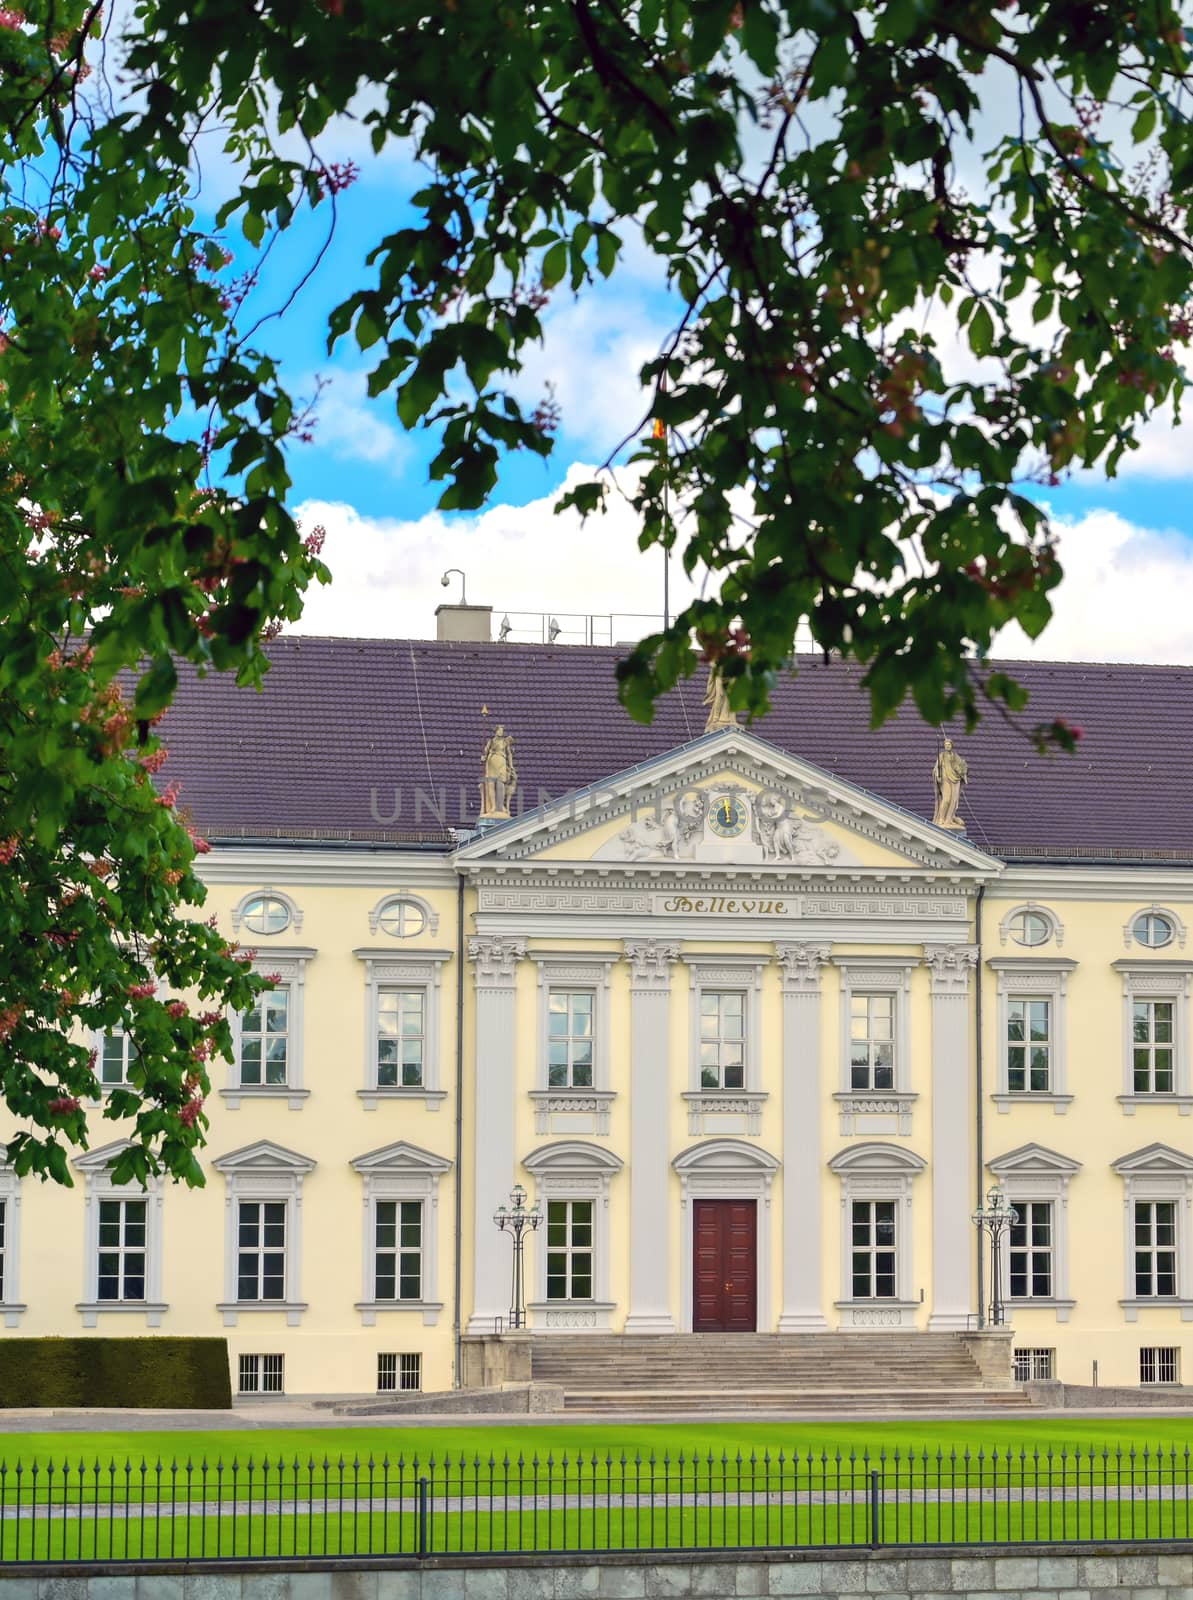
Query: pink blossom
320,161,359,197
262,972,283,985
198,1010,223,1027
187,827,212,854
179,1096,205,1127
126,981,156,999
157,779,181,807
0,835,20,865
48,1096,80,1115
303,524,326,556
0,1003,25,1042
88,265,108,282
0,9,25,31
167,1000,187,1019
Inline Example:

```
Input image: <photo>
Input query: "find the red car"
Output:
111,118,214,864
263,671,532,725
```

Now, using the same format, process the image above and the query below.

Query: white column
465,935,526,1334
776,943,831,1332
624,939,680,1334
923,944,979,1331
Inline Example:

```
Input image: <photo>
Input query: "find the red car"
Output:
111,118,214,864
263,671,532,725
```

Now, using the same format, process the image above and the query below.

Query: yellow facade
2,729,1191,1395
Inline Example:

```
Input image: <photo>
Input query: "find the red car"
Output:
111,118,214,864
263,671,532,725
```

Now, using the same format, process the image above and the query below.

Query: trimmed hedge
0,1337,232,1409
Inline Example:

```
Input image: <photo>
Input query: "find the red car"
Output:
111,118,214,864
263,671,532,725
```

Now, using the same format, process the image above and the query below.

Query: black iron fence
3,1445,1193,1563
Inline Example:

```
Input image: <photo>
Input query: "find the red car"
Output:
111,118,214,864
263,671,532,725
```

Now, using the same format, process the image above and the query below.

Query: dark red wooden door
692,1200,757,1331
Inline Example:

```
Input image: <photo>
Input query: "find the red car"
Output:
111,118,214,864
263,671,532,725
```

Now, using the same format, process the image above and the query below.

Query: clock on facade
708,794,749,838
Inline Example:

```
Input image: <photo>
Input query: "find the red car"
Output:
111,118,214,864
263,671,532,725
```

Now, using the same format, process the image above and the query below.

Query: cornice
993,865,1193,902
197,848,457,889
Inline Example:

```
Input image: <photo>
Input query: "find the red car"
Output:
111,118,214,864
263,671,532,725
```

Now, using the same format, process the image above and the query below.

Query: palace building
5,628,1193,1402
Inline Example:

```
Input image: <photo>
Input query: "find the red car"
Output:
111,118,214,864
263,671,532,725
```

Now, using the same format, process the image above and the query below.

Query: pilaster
465,935,526,1334
924,943,978,1331
623,939,680,1333
775,943,831,1332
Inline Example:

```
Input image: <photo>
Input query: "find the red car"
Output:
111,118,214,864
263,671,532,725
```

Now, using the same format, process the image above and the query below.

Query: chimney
436,603,493,642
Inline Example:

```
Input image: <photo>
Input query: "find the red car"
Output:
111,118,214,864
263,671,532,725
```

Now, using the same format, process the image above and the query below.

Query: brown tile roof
160,637,1181,861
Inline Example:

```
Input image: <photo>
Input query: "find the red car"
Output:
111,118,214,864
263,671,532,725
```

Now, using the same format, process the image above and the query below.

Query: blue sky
187,117,1193,660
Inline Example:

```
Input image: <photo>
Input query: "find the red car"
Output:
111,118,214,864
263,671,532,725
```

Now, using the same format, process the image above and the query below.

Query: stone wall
2,1543,1190,1598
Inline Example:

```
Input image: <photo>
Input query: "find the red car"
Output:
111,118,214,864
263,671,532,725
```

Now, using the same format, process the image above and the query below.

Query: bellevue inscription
657,894,789,915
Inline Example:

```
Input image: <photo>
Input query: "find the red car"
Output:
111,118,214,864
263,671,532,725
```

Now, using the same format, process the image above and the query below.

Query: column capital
623,940,680,991
468,935,527,987
923,943,979,996
774,942,831,995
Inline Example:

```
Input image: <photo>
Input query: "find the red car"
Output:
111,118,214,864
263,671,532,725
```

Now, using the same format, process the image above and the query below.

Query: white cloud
995,508,1193,663
290,464,715,643
296,370,412,473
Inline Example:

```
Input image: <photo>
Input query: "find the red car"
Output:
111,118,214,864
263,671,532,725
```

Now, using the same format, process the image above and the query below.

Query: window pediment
989,1143,1082,1177
673,1138,780,1175
351,1141,452,1176
1113,1143,1193,1177
72,1138,140,1176
212,1140,316,1175
524,1141,624,1176
829,1142,927,1175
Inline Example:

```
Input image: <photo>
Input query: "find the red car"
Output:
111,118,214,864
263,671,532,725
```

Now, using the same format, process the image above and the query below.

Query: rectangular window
849,994,895,1090
100,1029,137,1087
1134,1000,1175,1094
699,991,745,1089
1134,1201,1178,1297
547,990,594,1088
1141,1346,1179,1385
238,1353,284,1394
374,1200,422,1301
378,1352,422,1393
96,1198,146,1302
237,1201,286,1302
377,989,424,1088
546,1199,593,1300
1013,1348,1055,1382
240,988,289,1086
1008,1201,1053,1299
850,1200,897,1299
1007,998,1051,1093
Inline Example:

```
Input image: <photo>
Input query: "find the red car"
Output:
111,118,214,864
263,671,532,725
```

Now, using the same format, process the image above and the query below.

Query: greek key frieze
479,888,651,914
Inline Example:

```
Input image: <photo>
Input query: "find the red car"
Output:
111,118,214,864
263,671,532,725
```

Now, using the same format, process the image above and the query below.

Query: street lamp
493,1183,541,1331
972,1185,1019,1328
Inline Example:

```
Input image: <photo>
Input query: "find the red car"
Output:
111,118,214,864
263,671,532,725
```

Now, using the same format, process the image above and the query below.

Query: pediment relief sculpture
594,784,858,865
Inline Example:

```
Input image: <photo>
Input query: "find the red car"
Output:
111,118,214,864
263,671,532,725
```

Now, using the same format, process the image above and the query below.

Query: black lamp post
494,1183,541,1331
972,1185,1019,1328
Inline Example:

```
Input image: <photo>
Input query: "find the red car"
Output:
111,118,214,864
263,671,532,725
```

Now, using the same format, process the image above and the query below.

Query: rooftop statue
480,724,517,820
703,665,740,733
932,737,968,831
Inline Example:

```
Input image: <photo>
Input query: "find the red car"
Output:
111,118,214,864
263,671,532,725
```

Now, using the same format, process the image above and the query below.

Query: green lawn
4,1420,1193,1563
3,1416,1193,1471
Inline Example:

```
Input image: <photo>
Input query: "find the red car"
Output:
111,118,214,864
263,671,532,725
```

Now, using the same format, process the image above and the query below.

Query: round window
241,894,291,935
1009,910,1050,947
1134,912,1175,949
378,899,427,938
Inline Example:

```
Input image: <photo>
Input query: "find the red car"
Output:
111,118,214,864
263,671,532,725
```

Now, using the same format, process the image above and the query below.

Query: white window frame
673,1138,779,1335
829,1142,926,1329
525,1140,623,1332
1112,961,1193,1115
0,1153,24,1327
1113,1143,1193,1322
352,1140,452,1327
832,956,918,1136
988,1142,1081,1322
988,958,1077,1114
73,1140,166,1327
94,1027,138,1091
682,956,767,1136
354,948,452,1111
528,954,615,1136
213,1141,316,1327
1123,905,1188,952
368,893,440,939
239,1353,285,1395
231,888,304,937
222,949,316,1111
848,1198,900,1301
998,903,1064,949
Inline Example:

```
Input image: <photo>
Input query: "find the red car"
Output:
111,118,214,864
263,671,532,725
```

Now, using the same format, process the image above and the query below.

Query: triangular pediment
455,728,998,875
212,1139,316,1175
1113,1142,1193,1176
989,1143,1083,1177
351,1140,452,1175
72,1138,137,1174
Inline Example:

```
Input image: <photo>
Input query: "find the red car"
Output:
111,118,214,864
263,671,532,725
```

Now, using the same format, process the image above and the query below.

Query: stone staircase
529,1332,1035,1415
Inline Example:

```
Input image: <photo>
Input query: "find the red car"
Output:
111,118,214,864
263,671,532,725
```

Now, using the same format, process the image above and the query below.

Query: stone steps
530,1333,993,1392
561,1388,1035,1415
